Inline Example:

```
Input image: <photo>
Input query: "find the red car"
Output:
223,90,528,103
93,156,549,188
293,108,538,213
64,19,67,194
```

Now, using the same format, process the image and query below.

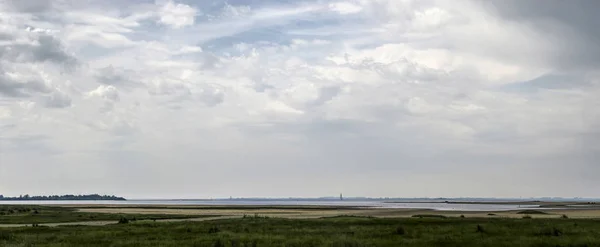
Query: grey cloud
0,134,59,155
151,82,225,107
44,90,72,108
5,0,54,13
0,31,13,40
30,35,76,65
95,66,139,87
197,84,225,106
252,83,275,92
149,81,191,96
111,121,137,136
486,0,600,70
235,118,466,173
103,88,120,102
0,33,76,67
0,68,52,97
310,86,341,106
85,119,137,136
500,74,593,93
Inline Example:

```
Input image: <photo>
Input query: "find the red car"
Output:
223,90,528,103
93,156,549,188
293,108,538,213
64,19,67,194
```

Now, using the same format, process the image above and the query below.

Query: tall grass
1,217,600,246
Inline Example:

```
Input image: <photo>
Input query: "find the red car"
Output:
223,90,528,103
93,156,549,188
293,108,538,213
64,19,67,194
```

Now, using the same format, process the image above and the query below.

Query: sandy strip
0,216,241,228
76,207,600,219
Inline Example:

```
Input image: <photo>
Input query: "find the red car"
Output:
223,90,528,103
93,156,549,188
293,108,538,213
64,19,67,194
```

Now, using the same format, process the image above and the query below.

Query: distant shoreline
0,194,126,201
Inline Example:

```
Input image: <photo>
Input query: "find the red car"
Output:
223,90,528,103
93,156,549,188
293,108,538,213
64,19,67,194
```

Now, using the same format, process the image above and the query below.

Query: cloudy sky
0,0,598,199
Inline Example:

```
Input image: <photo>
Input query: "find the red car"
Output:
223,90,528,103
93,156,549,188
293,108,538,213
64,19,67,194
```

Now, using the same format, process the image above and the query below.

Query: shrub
332,239,364,247
118,217,130,224
517,210,547,215
208,226,221,234
553,228,563,236
561,214,569,219
411,214,447,219
0,231,14,241
213,239,225,247
537,227,563,237
487,213,496,216
395,226,406,235
460,215,465,218
476,225,485,233
522,215,532,219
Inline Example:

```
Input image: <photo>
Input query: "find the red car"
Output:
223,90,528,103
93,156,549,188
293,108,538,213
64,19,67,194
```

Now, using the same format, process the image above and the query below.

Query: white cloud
329,2,363,15
0,106,11,118
88,85,120,101
0,0,598,198
157,0,198,29
177,45,203,54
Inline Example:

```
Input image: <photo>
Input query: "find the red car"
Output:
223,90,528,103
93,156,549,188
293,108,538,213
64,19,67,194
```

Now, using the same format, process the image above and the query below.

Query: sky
0,0,599,199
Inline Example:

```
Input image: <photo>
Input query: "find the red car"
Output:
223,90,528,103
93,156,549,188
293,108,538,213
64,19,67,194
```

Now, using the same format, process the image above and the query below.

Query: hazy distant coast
0,194,126,201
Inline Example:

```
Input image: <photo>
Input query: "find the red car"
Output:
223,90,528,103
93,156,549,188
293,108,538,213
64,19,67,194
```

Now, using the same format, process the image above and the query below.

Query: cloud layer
1,0,599,199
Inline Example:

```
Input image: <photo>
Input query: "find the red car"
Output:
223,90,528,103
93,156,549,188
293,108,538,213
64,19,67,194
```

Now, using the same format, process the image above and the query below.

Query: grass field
2,216,600,246
0,205,203,224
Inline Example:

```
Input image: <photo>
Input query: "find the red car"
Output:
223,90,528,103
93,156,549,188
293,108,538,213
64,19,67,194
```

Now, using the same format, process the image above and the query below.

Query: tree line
0,194,126,201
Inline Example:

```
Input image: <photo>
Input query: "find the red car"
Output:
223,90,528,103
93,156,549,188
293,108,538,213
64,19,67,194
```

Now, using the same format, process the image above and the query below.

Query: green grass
0,205,204,224
2,216,600,246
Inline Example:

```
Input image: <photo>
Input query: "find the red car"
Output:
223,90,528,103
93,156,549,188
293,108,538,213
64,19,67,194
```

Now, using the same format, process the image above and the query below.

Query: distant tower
340,193,343,201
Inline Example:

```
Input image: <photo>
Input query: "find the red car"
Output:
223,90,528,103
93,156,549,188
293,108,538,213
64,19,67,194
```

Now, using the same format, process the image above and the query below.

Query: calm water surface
0,200,541,211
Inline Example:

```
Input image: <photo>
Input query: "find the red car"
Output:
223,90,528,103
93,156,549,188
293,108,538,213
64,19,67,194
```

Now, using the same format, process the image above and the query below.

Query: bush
487,213,496,216
118,217,130,224
460,215,465,218
213,239,225,247
553,228,563,236
517,210,547,215
522,215,532,219
561,214,569,219
0,231,14,241
537,227,563,237
411,214,447,219
395,226,406,235
476,225,485,233
208,226,221,234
